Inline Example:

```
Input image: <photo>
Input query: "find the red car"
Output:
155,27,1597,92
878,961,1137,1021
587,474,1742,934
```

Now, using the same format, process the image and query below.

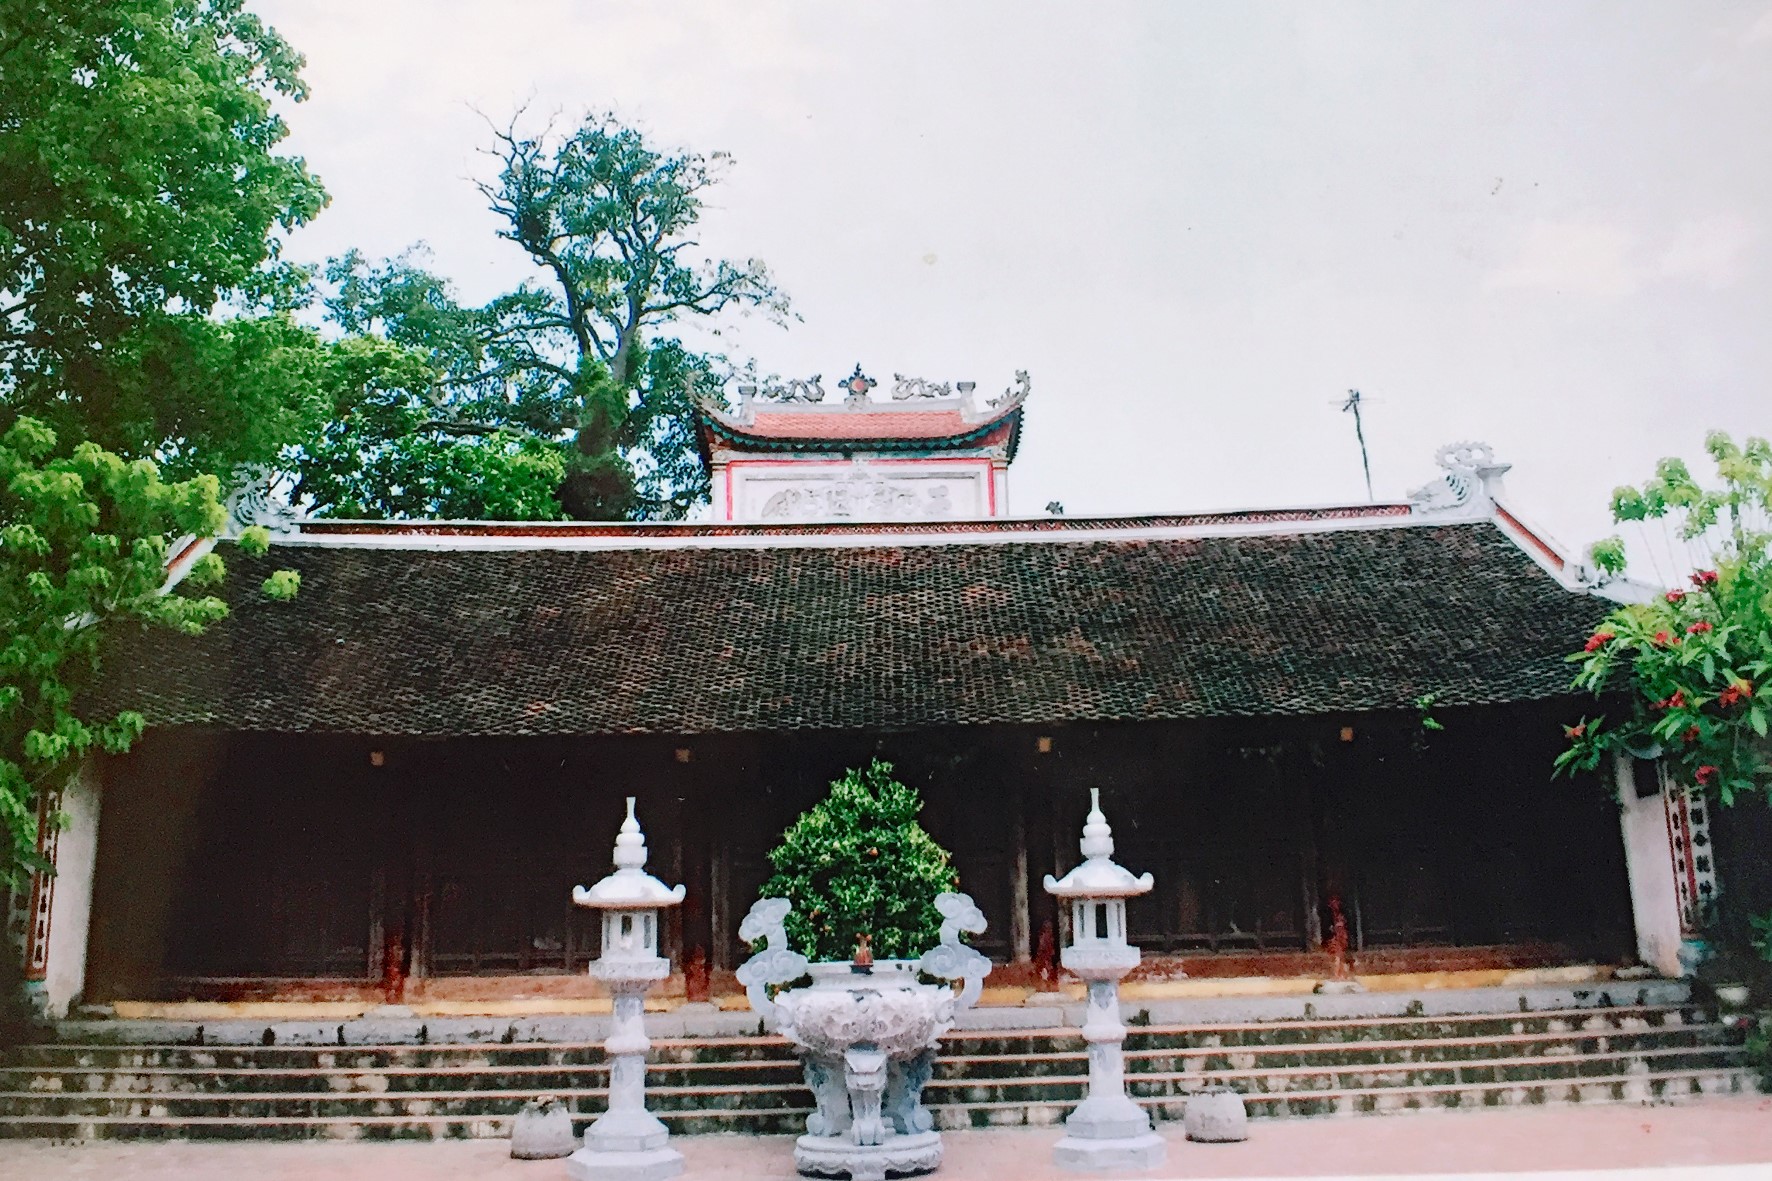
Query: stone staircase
0,997,1751,1141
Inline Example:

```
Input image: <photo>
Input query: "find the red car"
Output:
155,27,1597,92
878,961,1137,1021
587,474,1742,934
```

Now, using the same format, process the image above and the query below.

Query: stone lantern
567,798,687,1181
1043,789,1165,1172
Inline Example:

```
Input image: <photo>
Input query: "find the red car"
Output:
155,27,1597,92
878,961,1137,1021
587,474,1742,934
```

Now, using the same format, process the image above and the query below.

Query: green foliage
260,569,300,600
0,0,331,476
0,418,287,889
310,112,788,522
0,2,316,905
1560,433,1772,804
760,761,958,963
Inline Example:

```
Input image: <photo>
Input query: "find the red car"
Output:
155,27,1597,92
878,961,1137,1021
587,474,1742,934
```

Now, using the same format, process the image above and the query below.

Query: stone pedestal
566,985,683,1181
1051,980,1165,1172
796,1129,943,1181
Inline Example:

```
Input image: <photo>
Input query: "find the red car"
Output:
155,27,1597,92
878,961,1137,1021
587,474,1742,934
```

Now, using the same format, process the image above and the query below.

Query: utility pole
1340,388,1374,501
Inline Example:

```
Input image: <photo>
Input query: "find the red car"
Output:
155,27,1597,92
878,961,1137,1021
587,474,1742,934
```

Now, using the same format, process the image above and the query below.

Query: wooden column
1010,783,1032,963
675,743,714,1001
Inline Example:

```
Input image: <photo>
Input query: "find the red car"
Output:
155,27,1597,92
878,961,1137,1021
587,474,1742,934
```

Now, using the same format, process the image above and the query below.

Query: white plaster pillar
1614,756,1685,978
709,463,732,522
20,758,103,1018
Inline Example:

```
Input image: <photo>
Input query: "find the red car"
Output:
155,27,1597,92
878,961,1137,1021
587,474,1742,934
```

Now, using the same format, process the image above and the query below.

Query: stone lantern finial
1080,787,1113,860
613,796,647,871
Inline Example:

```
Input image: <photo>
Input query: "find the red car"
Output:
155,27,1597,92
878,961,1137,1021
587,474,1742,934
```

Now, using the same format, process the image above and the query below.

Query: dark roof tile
96,522,1605,736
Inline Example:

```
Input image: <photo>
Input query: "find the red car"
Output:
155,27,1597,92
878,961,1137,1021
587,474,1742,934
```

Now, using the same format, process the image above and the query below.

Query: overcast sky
257,1,1771,551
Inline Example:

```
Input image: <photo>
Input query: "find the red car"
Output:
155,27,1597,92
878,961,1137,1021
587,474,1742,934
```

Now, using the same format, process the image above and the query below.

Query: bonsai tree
760,759,959,962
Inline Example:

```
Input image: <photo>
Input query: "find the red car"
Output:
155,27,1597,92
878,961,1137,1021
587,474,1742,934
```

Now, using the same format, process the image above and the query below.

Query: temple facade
696,365,1025,522
6,368,1724,1017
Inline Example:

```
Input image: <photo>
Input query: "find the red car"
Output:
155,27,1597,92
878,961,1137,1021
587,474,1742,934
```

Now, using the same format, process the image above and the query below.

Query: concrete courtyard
4,1098,1772,1181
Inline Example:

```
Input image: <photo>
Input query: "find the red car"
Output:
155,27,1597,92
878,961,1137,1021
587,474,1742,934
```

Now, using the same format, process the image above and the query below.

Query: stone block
1183,1087,1248,1143
1053,1131,1166,1172
510,1096,576,1160
564,1146,685,1181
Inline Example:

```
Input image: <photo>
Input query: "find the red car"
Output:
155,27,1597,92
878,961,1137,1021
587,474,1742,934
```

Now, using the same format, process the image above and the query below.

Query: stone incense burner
737,894,991,1181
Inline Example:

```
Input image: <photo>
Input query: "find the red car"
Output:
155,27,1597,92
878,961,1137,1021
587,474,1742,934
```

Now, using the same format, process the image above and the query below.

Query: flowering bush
1557,433,1772,804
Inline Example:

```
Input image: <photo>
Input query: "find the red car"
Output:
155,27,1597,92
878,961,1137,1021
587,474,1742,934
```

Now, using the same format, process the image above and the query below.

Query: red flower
1666,589,1687,604
1687,621,1713,635
1718,680,1753,708
1683,725,1701,744
1565,722,1587,739
1584,632,1615,653
1691,570,1720,587
1652,630,1677,647
1696,765,1720,786
1654,691,1688,710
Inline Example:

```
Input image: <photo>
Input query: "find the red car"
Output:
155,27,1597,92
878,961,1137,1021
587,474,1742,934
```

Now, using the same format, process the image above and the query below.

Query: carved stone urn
737,894,992,1181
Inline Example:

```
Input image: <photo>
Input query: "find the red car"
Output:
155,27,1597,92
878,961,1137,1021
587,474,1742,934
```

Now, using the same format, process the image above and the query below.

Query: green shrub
760,760,958,962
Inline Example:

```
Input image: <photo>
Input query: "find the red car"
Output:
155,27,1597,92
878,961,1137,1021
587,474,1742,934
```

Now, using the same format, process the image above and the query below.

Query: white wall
36,759,103,1018
1614,756,1684,977
727,456,997,522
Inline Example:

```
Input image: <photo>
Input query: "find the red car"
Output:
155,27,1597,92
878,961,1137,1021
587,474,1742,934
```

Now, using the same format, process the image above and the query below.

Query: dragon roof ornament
723,366,1028,411
1408,441,1510,516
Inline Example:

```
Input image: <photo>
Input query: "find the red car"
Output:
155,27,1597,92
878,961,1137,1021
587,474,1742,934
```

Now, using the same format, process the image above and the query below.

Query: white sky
258,1,1772,550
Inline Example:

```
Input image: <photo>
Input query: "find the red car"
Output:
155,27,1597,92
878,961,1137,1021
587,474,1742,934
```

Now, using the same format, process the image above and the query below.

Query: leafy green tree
0,0,326,902
1559,432,1772,803
307,113,789,521
760,760,959,963
0,417,289,889
0,0,330,475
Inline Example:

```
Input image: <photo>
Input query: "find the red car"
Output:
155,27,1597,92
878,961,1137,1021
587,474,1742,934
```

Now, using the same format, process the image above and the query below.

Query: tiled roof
98,522,1605,737
695,399,1024,459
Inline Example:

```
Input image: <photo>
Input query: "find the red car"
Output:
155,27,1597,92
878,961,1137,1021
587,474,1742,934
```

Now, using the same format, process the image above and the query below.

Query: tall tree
0,0,318,890
0,0,330,474
0,418,290,890
305,114,789,521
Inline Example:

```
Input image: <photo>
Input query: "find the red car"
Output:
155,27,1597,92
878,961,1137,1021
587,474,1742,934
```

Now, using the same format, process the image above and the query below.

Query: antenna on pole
1340,388,1374,501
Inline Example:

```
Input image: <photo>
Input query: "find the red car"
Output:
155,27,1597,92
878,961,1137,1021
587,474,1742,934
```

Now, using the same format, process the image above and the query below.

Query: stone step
0,1044,1741,1117
0,1067,1749,1140
2,1022,1733,1095
938,1067,1753,1127
17,1003,1705,1067
1,1000,1745,1140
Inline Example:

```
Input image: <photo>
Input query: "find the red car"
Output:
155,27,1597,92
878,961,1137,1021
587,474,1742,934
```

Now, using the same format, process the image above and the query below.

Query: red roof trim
1493,503,1567,571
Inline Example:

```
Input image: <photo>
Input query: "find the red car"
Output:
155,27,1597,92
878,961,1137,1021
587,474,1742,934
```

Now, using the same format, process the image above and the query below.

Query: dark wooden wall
85,704,1635,1001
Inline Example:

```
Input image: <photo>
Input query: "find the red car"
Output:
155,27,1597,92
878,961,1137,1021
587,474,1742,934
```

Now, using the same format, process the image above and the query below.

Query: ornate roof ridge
691,365,1030,458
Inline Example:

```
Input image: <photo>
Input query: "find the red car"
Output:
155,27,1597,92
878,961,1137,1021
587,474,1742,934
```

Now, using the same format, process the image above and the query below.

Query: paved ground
5,1099,1772,1180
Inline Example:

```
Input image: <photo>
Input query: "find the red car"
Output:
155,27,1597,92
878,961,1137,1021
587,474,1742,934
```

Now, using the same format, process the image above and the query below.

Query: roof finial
842,363,876,406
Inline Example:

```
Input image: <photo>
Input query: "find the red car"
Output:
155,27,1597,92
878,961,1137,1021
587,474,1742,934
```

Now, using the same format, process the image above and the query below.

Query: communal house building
11,368,1711,1025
